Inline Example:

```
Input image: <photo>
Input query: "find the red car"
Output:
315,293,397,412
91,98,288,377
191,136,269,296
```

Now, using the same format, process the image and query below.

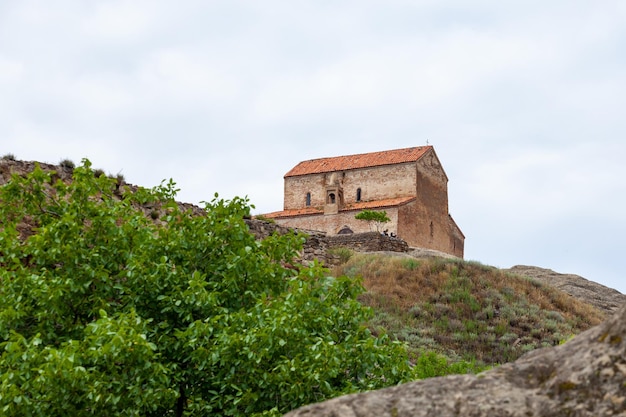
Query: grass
333,253,604,367
327,247,354,264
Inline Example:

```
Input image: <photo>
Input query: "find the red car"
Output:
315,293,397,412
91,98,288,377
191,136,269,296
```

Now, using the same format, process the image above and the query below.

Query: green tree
0,160,413,416
355,209,391,232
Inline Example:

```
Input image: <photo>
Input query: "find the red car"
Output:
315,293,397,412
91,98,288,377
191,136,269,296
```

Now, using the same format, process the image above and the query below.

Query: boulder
284,304,626,417
506,265,626,315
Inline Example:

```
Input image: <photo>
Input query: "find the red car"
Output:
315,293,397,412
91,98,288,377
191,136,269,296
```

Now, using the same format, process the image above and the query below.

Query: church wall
449,220,465,258
274,207,400,237
338,163,417,204
283,174,327,210
397,202,456,254
283,163,417,210
415,151,449,216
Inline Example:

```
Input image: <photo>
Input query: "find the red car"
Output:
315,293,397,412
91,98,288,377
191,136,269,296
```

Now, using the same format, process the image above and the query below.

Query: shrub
59,158,75,170
1,153,15,161
254,214,276,224
413,351,486,379
327,247,353,264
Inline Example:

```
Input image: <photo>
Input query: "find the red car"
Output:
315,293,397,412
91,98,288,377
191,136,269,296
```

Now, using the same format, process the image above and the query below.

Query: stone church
262,146,464,258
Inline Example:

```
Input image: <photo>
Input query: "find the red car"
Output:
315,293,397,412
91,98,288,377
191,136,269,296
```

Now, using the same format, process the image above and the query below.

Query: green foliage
354,210,390,232
1,153,15,161
0,160,414,416
413,351,486,379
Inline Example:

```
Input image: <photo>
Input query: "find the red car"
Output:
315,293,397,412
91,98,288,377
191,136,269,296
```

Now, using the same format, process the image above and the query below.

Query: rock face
284,304,626,417
506,265,626,315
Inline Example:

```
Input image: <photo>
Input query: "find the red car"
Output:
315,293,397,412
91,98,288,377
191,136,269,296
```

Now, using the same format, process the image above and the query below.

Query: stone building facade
262,146,464,258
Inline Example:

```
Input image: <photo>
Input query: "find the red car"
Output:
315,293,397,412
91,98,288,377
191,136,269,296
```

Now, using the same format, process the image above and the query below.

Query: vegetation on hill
0,158,609,416
333,252,605,366
0,161,414,417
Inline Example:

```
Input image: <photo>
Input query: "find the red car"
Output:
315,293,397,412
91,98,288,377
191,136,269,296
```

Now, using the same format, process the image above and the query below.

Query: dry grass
333,253,605,365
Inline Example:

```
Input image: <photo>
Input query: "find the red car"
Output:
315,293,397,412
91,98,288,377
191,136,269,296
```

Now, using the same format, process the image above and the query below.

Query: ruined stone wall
326,232,409,253
244,219,330,264
245,220,409,265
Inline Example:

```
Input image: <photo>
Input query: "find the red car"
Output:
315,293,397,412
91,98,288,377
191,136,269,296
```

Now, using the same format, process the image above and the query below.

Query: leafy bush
413,351,486,379
0,160,414,417
1,153,15,161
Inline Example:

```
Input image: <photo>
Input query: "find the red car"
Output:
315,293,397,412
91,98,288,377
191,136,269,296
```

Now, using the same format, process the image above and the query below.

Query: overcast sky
2,1,625,293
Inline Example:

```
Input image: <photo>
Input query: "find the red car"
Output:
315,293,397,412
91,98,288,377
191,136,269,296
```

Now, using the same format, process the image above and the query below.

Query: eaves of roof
261,206,324,219
261,196,416,219
284,146,432,177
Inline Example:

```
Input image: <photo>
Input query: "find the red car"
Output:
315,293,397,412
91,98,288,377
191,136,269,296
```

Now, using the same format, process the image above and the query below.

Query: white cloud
81,1,160,41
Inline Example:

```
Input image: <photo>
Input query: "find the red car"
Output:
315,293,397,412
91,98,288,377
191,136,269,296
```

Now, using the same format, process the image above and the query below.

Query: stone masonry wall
245,219,330,264
326,232,409,253
246,220,409,265
283,163,418,210
274,207,400,238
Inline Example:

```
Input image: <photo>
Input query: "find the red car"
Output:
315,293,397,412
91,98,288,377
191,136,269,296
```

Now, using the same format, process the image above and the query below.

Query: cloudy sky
2,1,625,293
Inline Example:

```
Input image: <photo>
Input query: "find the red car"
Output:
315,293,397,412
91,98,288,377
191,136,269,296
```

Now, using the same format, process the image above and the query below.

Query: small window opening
328,193,336,204
430,221,434,238
356,188,362,202
306,192,311,207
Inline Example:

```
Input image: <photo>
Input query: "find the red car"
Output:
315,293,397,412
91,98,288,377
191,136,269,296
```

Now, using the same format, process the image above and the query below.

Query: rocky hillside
285,302,626,417
505,265,626,315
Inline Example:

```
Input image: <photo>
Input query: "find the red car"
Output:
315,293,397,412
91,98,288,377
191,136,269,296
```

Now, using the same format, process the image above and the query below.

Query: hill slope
332,253,608,366
505,265,626,315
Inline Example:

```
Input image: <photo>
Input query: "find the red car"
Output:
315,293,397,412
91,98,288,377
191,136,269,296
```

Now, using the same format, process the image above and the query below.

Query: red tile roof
284,146,432,177
261,196,416,219
261,206,324,219
342,196,416,211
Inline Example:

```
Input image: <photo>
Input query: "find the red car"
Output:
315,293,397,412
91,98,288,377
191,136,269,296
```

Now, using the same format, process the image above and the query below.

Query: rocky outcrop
285,304,626,417
506,265,626,315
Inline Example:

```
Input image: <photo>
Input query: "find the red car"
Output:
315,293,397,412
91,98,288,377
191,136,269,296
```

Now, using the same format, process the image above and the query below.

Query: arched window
356,188,362,202
306,192,311,207
328,193,336,204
